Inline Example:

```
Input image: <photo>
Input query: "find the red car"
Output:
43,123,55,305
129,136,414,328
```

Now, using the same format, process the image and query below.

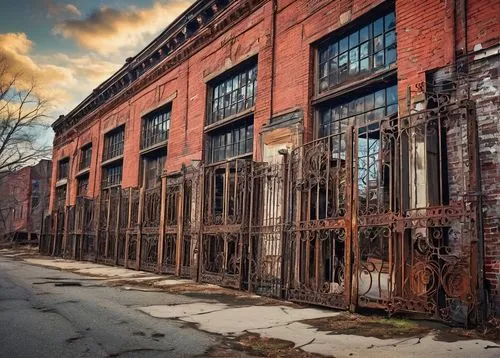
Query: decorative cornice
54,0,267,148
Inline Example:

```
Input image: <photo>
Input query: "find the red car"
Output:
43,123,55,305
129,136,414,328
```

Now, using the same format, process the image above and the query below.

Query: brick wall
50,0,499,311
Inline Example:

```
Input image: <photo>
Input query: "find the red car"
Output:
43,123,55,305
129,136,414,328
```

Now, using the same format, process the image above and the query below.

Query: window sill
204,107,255,133
76,168,90,177
140,140,168,155
101,155,124,167
312,67,397,105
101,184,121,191
205,152,252,167
55,179,67,187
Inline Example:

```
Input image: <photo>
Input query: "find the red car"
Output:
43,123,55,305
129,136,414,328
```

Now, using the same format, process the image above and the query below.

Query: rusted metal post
350,126,359,312
104,191,111,258
344,126,354,310
136,187,144,270
157,177,167,273
93,195,101,262
175,176,185,276
124,188,132,268
62,206,69,256
51,211,58,256
279,149,289,299
114,189,121,265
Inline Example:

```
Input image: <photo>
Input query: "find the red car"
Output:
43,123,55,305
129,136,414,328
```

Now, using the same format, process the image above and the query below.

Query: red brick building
49,0,499,322
0,160,52,242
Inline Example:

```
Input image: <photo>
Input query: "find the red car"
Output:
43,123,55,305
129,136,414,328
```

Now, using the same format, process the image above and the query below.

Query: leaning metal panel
200,159,251,289
248,162,285,297
285,131,352,309
354,94,478,324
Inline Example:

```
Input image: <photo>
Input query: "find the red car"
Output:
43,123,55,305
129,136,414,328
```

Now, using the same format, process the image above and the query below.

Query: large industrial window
58,158,69,180
56,185,67,208
318,11,396,93
102,163,122,189
318,84,397,138
207,120,253,163
142,151,166,189
141,106,170,150
208,62,257,125
77,175,89,197
103,126,125,161
79,144,92,170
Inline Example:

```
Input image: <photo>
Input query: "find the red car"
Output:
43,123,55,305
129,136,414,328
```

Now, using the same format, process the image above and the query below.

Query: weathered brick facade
50,0,499,315
0,160,52,241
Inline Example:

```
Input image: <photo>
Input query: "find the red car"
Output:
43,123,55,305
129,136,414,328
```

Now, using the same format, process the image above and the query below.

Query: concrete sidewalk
3,249,499,358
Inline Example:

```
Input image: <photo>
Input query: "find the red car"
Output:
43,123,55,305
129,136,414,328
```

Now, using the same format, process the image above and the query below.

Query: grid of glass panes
209,121,253,163
58,158,69,179
144,153,166,189
141,109,170,149
79,145,92,170
103,127,124,161
56,185,67,207
318,12,396,93
77,176,89,197
318,85,397,138
209,64,257,125
102,163,122,188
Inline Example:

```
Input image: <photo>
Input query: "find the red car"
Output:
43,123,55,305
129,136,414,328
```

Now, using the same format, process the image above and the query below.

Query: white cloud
53,0,194,56
0,32,121,117
45,1,82,18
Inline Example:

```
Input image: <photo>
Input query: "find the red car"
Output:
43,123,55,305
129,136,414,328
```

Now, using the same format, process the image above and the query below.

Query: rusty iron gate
140,186,161,272
352,98,479,322
280,96,480,323
96,188,120,265
285,129,352,309
199,160,251,288
161,170,200,278
247,161,286,297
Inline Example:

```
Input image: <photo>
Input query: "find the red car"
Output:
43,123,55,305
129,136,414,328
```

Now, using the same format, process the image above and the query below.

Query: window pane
373,18,383,36
349,31,359,48
316,10,396,93
339,37,348,53
318,84,397,138
385,12,395,30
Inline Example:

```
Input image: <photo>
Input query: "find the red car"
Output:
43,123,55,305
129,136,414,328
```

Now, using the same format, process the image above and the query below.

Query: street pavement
0,250,499,358
0,255,217,357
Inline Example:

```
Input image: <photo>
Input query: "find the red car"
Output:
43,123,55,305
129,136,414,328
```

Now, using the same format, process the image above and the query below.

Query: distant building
0,160,52,242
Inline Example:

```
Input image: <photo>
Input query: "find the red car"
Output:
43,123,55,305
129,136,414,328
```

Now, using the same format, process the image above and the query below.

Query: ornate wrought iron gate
284,131,352,309
199,160,251,288
353,99,479,322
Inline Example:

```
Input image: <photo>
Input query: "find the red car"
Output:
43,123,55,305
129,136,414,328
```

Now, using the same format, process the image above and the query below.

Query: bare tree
0,56,52,179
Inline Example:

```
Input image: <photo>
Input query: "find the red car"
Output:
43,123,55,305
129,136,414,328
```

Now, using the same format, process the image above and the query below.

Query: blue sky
0,0,193,144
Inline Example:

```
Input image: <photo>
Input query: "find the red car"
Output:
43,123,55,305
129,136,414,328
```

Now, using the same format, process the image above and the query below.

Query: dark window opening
141,149,166,189
318,84,397,138
58,158,69,180
102,162,122,189
103,126,125,161
56,185,67,208
141,106,171,149
318,11,396,93
208,61,257,125
79,144,92,170
207,119,253,163
77,175,89,197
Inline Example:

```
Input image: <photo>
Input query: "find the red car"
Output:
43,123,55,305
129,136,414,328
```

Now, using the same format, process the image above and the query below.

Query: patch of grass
302,312,432,339
204,333,326,358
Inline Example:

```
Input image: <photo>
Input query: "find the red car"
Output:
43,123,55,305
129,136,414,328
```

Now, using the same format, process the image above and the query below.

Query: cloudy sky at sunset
0,0,193,143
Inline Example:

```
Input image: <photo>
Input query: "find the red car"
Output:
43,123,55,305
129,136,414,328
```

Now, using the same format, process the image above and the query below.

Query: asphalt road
0,256,219,357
